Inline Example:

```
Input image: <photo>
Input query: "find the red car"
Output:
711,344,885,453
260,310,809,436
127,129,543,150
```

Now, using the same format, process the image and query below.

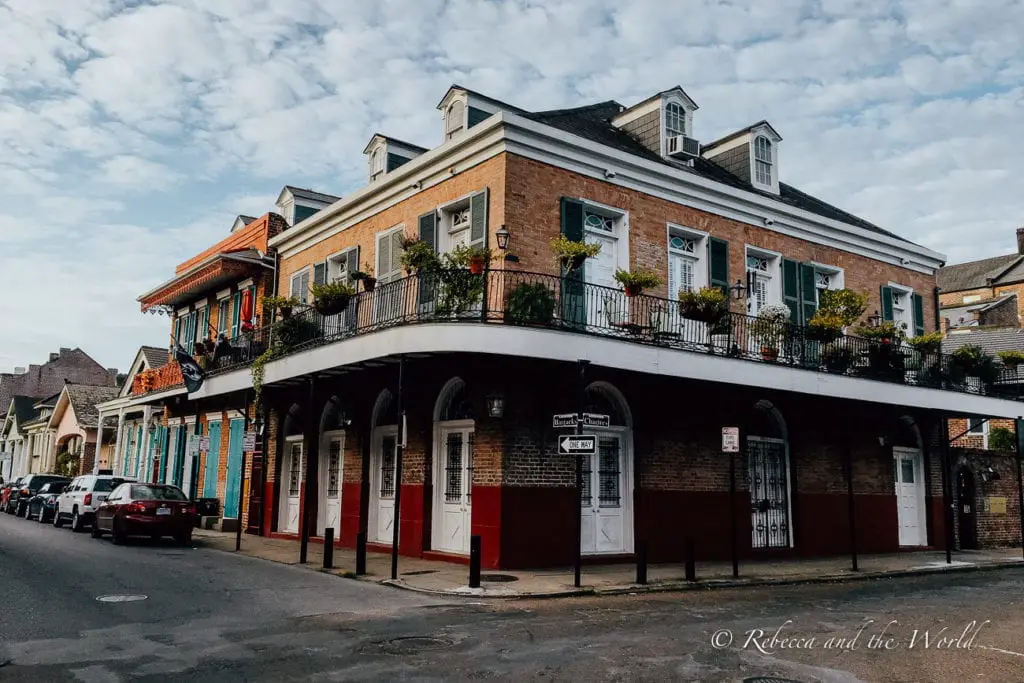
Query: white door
318,432,344,537
279,439,302,534
747,437,792,549
580,433,629,554
894,446,926,546
370,427,398,545
435,424,473,554
585,223,621,328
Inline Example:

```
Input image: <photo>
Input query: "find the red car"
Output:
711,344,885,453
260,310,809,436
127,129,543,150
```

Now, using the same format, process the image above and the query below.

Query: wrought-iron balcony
131,361,184,395
203,269,1024,400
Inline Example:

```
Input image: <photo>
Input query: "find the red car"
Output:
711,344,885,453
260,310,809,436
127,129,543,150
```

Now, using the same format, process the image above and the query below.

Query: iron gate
747,438,790,549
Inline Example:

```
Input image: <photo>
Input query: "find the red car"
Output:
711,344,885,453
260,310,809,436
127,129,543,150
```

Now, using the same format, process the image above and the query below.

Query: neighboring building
47,382,119,476
941,294,1018,330
938,226,1024,325
179,84,1024,569
1,397,38,481
19,393,61,476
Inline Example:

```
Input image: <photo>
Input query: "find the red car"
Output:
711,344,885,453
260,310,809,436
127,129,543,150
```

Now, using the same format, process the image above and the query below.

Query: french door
318,431,344,537
580,432,629,555
747,436,792,549
434,423,474,555
370,427,398,545
278,439,302,534
894,447,926,546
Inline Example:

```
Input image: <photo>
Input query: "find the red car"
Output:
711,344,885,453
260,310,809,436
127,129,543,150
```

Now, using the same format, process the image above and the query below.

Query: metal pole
846,431,858,572
390,357,405,581
1016,418,1024,561
729,448,738,578
469,535,481,587
323,527,334,569
300,376,316,564
939,412,953,564
574,359,589,589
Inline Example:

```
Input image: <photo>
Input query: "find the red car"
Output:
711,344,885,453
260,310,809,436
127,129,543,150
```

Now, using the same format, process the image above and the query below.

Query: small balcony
203,269,1024,402
131,361,184,395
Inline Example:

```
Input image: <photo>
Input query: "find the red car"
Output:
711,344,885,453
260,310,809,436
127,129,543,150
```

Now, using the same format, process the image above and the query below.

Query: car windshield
93,479,125,493
131,485,187,501
30,477,63,490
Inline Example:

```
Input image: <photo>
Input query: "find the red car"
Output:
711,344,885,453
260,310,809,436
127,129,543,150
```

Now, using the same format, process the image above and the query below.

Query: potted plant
950,344,999,386
349,263,377,292
461,245,495,275
751,304,792,361
906,331,943,355
678,286,729,324
505,282,557,326
263,295,301,319
805,312,844,344
854,321,907,381
311,279,355,316
400,238,440,274
613,268,662,297
549,234,601,272
434,247,486,317
998,350,1024,370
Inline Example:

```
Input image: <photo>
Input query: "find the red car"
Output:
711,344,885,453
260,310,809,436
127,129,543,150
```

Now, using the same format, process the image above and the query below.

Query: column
112,411,126,475
93,408,105,474
139,407,153,480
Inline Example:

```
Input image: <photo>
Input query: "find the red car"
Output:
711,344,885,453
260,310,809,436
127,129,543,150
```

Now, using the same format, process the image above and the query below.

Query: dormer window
446,101,465,140
754,136,773,186
369,147,385,181
665,102,686,138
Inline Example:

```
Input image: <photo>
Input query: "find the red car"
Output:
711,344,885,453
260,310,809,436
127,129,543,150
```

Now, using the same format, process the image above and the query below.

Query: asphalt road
3,512,1024,682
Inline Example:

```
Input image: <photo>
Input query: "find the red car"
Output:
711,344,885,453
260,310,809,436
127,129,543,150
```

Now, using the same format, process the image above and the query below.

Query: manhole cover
743,678,804,683
96,594,148,603
376,636,453,655
401,569,439,576
480,574,518,583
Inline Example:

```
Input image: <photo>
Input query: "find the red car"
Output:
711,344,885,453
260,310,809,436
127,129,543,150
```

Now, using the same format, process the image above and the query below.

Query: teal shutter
708,238,729,295
880,286,894,322
159,427,170,483
133,426,143,478
345,246,361,333
912,293,925,337
560,197,586,328
223,419,245,518
386,153,409,172
230,291,242,339
781,259,800,325
204,421,222,498
469,190,488,249
417,212,438,307
173,318,181,346
798,263,817,325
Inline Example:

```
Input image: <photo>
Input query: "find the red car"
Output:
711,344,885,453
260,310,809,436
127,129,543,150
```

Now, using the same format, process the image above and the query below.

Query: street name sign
583,413,610,427
558,435,597,455
552,413,577,428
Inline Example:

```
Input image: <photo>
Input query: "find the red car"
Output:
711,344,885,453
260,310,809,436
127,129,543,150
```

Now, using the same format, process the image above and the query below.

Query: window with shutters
745,247,782,315
667,226,707,298
888,282,915,335
439,190,488,255
289,268,311,304
664,102,686,139
216,298,229,336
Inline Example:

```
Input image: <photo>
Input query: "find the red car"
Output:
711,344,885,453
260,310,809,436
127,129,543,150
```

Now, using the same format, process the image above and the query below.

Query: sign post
722,427,739,578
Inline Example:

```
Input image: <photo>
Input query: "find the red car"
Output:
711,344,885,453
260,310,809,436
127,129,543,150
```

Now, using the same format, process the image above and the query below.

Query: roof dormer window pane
665,102,685,138
754,136,773,186
446,101,465,139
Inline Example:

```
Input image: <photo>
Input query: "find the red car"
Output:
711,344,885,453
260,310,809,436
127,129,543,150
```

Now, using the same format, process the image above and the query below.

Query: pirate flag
175,343,206,393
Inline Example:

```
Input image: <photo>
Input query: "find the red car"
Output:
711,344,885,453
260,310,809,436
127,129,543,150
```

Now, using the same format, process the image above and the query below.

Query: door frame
431,418,475,555
746,434,794,549
580,425,634,556
368,424,398,545
318,429,345,537
893,445,926,547
278,434,304,534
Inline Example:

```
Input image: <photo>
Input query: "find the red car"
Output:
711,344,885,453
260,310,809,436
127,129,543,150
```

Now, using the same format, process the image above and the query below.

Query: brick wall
949,418,1017,449
951,448,1022,548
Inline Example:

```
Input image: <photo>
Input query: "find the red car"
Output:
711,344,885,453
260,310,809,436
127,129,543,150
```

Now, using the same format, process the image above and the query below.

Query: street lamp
730,279,746,301
486,392,505,418
495,224,510,251
867,310,882,328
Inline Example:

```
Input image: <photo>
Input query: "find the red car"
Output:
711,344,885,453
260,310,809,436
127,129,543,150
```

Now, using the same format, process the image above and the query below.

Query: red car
92,483,196,545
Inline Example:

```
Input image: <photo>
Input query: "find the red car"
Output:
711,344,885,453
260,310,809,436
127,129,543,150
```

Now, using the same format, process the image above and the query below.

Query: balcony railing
131,361,184,395
203,269,1024,400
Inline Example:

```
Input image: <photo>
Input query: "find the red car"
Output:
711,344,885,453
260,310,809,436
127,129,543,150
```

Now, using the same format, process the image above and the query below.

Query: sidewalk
192,529,1024,598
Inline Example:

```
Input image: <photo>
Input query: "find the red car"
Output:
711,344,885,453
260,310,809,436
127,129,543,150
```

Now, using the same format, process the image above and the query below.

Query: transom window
669,235,696,254
745,249,780,315
747,255,770,272
754,136,773,186
892,290,904,309
584,211,615,232
665,102,686,138
816,271,832,289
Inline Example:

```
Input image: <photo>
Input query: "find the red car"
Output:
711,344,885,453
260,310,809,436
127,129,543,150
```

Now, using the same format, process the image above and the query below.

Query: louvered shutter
377,232,392,281
667,253,679,301
880,286,894,322
560,197,586,328
173,318,181,346
345,247,360,332
313,262,327,287
781,259,800,325
912,293,925,337
708,238,729,296
469,190,488,249
231,291,242,336
417,213,438,307
798,263,817,325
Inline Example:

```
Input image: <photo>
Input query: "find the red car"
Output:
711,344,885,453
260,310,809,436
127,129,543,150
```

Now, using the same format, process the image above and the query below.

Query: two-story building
188,84,1024,569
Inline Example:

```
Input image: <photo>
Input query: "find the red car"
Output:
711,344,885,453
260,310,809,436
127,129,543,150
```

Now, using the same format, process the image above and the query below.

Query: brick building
186,84,1024,568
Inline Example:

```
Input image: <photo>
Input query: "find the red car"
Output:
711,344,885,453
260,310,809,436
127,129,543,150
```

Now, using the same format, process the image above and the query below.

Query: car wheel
16,502,25,518
111,518,126,545
91,522,103,539
53,508,63,528
38,509,48,524
175,529,193,546
71,510,82,532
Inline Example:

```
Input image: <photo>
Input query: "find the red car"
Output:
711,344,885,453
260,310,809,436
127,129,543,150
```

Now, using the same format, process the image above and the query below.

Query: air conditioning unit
666,135,700,158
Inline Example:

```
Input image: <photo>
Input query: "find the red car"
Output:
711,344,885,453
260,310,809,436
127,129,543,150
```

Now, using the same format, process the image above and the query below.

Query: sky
1,0,1022,373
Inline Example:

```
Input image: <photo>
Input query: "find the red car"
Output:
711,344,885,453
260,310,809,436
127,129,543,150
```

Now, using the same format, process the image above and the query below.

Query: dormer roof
703,120,783,152
436,84,528,114
276,186,341,206
362,134,428,155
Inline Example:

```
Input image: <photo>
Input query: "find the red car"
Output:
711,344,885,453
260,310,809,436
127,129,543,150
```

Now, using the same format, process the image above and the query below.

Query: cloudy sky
1,0,1022,373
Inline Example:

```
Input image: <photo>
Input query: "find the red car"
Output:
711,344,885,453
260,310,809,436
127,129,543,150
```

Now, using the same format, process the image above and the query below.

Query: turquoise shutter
159,427,169,483
708,238,729,295
912,293,925,337
230,291,242,338
880,286,894,322
469,190,488,249
133,425,143,477
781,259,800,325
204,422,222,498
223,419,245,518
173,318,181,346
798,263,817,325
560,197,586,328
418,212,438,306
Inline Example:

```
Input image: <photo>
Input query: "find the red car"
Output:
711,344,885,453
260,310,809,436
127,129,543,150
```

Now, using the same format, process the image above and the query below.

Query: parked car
54,474,135,532
25,480,70,523
10,474,68,518
1,478,23,513
92,483,196,545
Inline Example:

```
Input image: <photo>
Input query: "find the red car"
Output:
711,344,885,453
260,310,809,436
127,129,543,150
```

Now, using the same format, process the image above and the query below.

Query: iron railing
202,269,1024,400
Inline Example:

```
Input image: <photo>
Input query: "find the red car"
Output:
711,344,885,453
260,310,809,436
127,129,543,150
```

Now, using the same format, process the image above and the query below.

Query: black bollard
356,532,367,575
636,539,647,585
469,535,482,588
323,527,334,570
685,536,696,582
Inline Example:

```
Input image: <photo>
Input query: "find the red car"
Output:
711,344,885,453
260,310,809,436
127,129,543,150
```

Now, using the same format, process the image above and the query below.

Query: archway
579,381,634,556
747,400,792,549
278,403,304,534
432,378,476,555
892,415,926,547
368,390,398,545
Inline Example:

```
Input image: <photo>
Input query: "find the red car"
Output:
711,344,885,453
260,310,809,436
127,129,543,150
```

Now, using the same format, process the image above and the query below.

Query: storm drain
480,574,519,583
372,636,454,655
96,594,148,603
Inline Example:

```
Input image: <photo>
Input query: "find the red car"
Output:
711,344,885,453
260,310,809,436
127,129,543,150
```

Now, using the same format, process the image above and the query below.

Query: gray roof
941,294,1017,328
10,396,39,427
0,348,113,413
938,253,1023,292
141,346,169,370
943,327,1024,358
284,185,341,204
66,383,120,428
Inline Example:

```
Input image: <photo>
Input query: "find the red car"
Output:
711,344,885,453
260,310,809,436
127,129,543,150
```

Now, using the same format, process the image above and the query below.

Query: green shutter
418,212,438,252
417,212,438,307
708,238,729,295
560,197,586,328
912,293,925,337
880,286,894,322
230,292,242,338
469,190,488,249
294,205,319,223
346,247,360,332
799,263,817,325
781,259,800,325
173,318,181,346
386,153,409,172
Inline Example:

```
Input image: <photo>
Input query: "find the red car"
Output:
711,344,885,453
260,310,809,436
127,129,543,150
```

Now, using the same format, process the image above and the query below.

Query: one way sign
558,434,597,455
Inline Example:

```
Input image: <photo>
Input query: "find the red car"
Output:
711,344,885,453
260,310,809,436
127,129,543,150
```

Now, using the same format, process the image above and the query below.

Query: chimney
48,352,59,362
28,364,39,374
1017,227,1024,255
13,367,25,375
106,368,119,387
940,317,949,334
60,347,71,356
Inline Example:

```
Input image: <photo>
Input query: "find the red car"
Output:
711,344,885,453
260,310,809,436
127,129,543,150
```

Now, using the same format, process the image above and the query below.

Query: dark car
26,480,70,523
92,483,196,545
1,478,22,513
10,474,68,518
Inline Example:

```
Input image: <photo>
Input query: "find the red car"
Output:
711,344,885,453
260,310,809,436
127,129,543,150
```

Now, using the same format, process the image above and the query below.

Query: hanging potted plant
751,304,792,361
400,238,440,274
613,267,662,297
311,279,355,316
349,263,377,292
263,295,300,320
678,286,729,324
549,235,601,273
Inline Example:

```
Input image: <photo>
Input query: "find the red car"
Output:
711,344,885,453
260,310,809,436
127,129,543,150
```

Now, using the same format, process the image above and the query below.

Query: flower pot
623,284,642,297
761,347,779,362
279,306,293,319
468,257,485,275
561,255,587,273
314,293,350,316
362,277,377,292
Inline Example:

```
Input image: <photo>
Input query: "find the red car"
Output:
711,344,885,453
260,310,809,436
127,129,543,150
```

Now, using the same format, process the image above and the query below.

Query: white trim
205,412,224,422
611,98,660,127
285,434,303,443
216,288,232,300
184,416,197,425
224,409,245,420
176,306,190,316
190,323,1024,418
237,278,254,289
167,418,182,426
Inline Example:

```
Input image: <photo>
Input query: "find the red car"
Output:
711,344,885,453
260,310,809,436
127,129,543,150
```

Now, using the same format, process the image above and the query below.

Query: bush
906,331,943,354
817,289,869,327
989,427,1016,451
998,350,1024,367
505,282,556,325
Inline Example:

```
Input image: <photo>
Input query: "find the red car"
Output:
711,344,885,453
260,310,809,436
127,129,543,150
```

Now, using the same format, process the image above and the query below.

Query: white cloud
1,0,1022,372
